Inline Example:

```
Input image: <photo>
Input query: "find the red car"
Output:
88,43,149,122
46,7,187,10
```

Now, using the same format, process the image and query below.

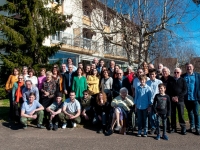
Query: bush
0,87,7,100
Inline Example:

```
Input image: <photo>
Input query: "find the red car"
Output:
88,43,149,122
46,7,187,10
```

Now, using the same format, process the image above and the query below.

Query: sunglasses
174,72,180,74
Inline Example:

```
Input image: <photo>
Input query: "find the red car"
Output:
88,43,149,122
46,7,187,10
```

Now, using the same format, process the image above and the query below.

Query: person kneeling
59,91,81,128
108,87,134,135
93,92,109,134
46,92,63,131
20,92,45,129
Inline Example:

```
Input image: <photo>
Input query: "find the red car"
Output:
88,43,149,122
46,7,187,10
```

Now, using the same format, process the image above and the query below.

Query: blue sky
170,2,200,56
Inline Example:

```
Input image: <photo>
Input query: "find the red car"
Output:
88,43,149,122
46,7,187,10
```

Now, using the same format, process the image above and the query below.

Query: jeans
156,114,167,135
149,107,156,129
20,110,44,125
185,100,200,130
171,102,186,129
137,109,148,132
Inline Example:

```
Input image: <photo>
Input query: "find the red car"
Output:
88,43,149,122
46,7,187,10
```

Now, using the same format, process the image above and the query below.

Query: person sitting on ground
108,87,134,135
80,90,94,121
20,92,45,129
59,91,81,128
93,92,110,134
46,92,63,131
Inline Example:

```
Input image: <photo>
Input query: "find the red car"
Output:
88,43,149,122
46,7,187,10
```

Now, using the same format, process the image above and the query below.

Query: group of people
5,57,200,140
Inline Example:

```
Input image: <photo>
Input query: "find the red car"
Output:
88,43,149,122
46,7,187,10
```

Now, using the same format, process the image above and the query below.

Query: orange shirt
5,75,18,91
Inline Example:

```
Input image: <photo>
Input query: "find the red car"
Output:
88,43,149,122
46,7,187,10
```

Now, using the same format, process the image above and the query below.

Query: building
48,0,130,67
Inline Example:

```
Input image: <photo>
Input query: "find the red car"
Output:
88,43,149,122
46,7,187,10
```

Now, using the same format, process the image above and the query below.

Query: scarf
15,81,24,103
126,72,134,83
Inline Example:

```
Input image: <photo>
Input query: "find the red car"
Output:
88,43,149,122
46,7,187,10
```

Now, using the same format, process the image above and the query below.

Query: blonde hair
46,71,52,76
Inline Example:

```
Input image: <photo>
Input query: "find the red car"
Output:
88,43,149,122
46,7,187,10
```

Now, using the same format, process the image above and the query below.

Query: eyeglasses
84,94,88,95
18,78,23,79
174,72,179,74
118,73,122,75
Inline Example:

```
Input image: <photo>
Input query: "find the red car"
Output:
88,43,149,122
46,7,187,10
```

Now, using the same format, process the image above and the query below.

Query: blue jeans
156,114,167,135
137,109,148,132
185,100,200,130
149,108,156,129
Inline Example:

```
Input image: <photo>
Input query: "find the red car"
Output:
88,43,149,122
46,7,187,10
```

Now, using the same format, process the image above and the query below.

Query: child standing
153,83,171,140
135,75,152,137
146,68,162,134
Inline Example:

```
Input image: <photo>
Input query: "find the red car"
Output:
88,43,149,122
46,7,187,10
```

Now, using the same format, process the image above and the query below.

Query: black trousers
171,101,186,129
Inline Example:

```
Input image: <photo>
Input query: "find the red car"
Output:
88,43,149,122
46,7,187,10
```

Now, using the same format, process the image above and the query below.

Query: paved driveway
0,122,200,150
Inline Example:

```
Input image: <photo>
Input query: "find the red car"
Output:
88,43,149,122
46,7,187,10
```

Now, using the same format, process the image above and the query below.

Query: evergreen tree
0,0,72,83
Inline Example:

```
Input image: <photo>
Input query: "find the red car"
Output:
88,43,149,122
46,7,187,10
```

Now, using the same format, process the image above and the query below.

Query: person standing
87,68,100,99
135,75,152,137
72,67,87,101
153,84,171,140
112,69,126,98
168,68,187,135
146,69,162,134
12,74,25,123
5,67,20,120
181,63,200,135
63,64,74,98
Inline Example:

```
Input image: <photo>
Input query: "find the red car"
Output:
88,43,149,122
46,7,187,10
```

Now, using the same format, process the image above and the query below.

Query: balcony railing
51,32,127,58
104,44,127,57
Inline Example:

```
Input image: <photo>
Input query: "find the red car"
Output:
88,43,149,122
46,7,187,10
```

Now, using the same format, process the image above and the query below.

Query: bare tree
72,0,199,66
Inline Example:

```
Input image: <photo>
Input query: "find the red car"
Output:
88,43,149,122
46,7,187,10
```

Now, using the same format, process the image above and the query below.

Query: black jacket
181,72,200,101
168,77,187,102
62,71,75,92
112,77,128,98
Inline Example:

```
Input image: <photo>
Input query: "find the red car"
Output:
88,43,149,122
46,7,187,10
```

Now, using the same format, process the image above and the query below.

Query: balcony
104,44,127,58
51,32,100,54
51,32,127,60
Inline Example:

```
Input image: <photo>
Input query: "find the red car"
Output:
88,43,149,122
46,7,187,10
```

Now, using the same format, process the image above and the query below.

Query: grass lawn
0,99,190,122
0,99,10,121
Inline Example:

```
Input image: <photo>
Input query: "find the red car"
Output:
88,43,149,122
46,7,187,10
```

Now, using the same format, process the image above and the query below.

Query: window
51,31,63,42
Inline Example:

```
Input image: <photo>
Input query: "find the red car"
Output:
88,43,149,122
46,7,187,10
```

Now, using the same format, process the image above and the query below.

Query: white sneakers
62,123,67,129
73,122,77,128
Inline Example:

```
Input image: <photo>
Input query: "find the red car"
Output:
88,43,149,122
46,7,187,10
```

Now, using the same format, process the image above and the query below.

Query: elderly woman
12,74,25,122
124,66,135,96
52,66,63,93
26,68,38,86
40,71,56,109
38,68,46,92
161,67,173,95
107,87,134,135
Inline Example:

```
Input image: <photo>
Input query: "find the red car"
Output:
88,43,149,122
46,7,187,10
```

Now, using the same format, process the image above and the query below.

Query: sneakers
181,127,187,135
53,124,58,131
72,122,77,128
49,123,53,130
62,123,67,129
137,130,142,137
114,125,121,131
143,131,148,137
150,128,156,135
105,129,113,136
156,134,160,140
23,125,27,129
37,124,46,129
163,134,169,140
97,129,103,134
